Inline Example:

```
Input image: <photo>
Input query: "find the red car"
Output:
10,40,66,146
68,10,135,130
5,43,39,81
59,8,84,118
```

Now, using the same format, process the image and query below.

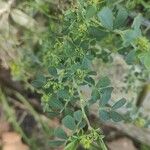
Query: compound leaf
96,76,111,88
110,111,123,122
100,87,113,106
98,7,113,30
99,109,110,121
62,115,76,130
73,110,83,122
54,128,68,140
112,98,126,109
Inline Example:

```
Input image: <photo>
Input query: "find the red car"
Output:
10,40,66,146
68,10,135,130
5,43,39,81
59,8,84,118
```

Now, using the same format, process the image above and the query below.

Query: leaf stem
73,78,92,130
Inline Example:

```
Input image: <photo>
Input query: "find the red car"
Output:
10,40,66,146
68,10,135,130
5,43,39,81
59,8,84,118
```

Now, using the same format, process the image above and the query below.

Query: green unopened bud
135,37,150,51
80,136,92,149
134,117,146,127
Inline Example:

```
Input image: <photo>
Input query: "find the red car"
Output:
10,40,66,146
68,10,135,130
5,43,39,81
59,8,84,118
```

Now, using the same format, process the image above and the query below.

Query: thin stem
99,139,108,150
73,78,92,130
60,100,69,113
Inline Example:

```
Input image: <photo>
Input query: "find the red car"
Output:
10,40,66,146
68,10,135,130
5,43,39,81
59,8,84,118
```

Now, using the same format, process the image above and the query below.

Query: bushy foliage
30,0,150,149
1,0,150,149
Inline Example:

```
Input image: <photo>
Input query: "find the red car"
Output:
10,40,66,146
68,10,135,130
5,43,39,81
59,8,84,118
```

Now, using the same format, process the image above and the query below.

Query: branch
90,104,150,146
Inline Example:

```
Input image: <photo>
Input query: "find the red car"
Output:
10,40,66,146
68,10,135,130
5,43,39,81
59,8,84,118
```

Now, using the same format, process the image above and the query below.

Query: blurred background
0,0,150,150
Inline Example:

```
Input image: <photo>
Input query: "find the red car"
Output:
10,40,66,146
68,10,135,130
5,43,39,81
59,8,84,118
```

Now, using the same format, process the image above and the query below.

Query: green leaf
99,109,110,121
125,50,136,65
112,98,126,109
82,56,92,69
144,52,150,70
49,98,64,110
54,128,68,140
86,5,97,19
110,111,123,122
91,88,100,103
57,88,69,99
64,108,74,116
88,26,108,40
84,76,95,86
48,66,57,76
78,120,86,129
132,14,142,30
62,115,76,130
122,29,141,47
100,87,113,106
96,76,111,88
31,80,44,88
88,71,97,76
49,140,65,147
138,52,150,70
65,140,78,150
114,6,128,28
98,7,113,30
74,110,83,122
31,74,46,88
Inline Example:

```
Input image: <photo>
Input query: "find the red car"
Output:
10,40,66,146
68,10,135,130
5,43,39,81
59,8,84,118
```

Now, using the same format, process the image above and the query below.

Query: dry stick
0,89,32,146
0,0,15,15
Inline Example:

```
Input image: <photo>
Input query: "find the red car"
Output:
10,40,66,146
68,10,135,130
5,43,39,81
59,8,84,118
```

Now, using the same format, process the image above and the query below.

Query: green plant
30,0,150,149
1,0,150,149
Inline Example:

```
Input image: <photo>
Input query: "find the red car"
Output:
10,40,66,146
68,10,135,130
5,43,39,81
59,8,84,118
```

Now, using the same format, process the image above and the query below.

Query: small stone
3,143,29,150
2,132,21,144
0,122,10,136
107,137,137,150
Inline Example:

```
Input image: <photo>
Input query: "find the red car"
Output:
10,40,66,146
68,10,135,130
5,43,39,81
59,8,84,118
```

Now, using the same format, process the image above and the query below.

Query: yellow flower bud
135,37,150,51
